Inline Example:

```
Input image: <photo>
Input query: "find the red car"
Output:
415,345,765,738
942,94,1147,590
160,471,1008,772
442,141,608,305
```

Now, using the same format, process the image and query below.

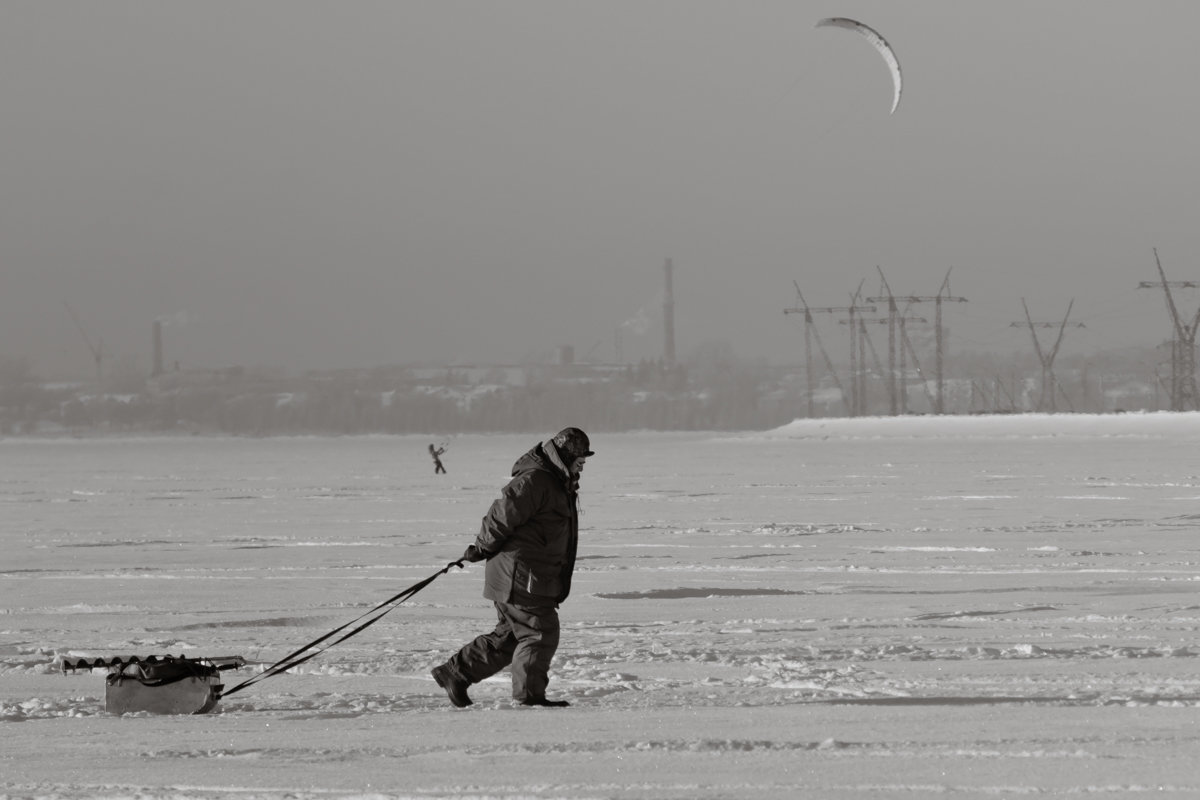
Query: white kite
815,17,903,114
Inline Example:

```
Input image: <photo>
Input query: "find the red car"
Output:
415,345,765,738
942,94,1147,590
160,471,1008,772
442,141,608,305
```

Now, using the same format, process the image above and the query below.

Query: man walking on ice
432,427,593,708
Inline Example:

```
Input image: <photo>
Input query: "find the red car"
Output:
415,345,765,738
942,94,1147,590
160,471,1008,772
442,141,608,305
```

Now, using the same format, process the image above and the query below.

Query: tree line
0,357,795,436
0,342,1173,437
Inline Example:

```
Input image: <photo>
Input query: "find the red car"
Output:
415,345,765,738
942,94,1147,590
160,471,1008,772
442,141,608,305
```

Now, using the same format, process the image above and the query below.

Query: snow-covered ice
3,412,1200,798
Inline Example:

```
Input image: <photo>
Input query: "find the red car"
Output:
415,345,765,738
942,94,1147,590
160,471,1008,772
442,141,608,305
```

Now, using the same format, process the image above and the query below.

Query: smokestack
663,258,675,365
152,320,163,377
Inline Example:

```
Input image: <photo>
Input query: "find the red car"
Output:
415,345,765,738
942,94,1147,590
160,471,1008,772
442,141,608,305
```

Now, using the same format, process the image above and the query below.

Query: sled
61,654,246,715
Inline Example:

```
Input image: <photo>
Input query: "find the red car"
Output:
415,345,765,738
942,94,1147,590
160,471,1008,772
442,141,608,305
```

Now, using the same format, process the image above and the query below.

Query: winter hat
552,427,594,460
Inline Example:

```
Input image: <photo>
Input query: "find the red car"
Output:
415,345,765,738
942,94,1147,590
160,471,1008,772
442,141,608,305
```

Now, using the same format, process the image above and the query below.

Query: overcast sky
3,1,1199,378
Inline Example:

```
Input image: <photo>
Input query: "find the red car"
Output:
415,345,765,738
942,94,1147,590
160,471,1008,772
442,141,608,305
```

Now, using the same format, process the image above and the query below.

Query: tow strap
220,560,463,700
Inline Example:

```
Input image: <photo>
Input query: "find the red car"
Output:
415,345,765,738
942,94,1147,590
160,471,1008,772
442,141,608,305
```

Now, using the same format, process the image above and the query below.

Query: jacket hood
511,441,571,482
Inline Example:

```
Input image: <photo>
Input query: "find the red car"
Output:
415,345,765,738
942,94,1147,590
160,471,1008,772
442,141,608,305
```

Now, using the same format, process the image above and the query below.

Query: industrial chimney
663,258,675,365
152,320,163,377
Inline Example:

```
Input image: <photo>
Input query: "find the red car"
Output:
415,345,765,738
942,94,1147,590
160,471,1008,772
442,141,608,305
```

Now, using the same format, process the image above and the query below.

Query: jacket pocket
513,562,562,598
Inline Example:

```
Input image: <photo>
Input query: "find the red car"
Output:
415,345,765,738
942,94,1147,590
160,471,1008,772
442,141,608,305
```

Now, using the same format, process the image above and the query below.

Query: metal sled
61,654,246,715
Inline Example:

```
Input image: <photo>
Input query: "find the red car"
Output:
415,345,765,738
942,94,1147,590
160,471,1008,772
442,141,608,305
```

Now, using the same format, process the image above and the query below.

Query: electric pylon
867,267,932,416
784,284,874,417
868,269,967,414
1010,298,1085,412
1137,248,1200,411
842,315,927,415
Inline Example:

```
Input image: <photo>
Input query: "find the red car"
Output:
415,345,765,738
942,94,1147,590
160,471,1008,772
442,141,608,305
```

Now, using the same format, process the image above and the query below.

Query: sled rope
220,560,463,700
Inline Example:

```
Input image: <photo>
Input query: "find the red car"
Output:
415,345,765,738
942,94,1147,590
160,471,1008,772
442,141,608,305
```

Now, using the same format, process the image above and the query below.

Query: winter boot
519,697,570,708
431,665,473,708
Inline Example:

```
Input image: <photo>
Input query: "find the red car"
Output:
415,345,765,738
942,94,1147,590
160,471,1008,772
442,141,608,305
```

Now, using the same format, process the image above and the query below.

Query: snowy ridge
752,410,1200,440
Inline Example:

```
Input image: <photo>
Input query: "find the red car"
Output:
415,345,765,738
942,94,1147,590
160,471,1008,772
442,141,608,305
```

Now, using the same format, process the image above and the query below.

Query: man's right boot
431,665,473,708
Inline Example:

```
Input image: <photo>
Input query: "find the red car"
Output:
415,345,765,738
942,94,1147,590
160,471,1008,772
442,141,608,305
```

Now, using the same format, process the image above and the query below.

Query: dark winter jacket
465,440,579,606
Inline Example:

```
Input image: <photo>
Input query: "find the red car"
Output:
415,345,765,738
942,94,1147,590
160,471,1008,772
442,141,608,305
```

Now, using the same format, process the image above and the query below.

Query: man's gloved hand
449,545,486,570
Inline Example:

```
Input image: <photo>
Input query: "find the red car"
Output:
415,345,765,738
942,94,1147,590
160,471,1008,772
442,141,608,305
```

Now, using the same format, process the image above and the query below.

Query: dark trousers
444,601,560,700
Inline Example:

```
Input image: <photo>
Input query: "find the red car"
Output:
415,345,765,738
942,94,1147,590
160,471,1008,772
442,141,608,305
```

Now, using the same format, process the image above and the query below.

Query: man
431,427,593,708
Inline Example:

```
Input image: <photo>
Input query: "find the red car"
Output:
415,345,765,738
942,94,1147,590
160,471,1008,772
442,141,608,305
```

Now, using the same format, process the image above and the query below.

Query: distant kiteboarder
429,443,447,474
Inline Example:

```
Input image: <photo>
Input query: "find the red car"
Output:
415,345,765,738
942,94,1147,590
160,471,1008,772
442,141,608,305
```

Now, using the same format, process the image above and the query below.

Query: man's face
572,455,588,475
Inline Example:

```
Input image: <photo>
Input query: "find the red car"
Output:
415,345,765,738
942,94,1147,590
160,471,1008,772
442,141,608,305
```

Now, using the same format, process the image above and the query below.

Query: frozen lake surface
3,413,1200,798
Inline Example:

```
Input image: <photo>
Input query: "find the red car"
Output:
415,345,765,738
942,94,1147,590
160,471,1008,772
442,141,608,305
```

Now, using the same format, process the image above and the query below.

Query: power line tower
844,283,879,417
1137,248,1200,411
1010,298,1085,412
841,286,878,417
783,284,874,417
866,267,901,415
868,269,967,414
867,266,932,416
840,314,927,415
845,313,928,415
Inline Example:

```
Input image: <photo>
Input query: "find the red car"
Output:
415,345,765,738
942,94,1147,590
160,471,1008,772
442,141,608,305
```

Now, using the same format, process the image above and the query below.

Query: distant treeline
0,344,1172,436
0,358,796,436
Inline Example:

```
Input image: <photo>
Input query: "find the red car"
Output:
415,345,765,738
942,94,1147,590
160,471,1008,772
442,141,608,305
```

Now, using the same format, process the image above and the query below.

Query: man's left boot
519,697,570,707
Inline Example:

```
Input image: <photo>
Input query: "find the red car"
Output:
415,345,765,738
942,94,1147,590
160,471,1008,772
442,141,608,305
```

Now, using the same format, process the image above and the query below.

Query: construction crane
62,301,103,384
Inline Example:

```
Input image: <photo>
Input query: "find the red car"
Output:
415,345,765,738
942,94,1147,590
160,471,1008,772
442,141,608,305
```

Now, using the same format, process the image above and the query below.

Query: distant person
429,443,446,474
431,427,594,708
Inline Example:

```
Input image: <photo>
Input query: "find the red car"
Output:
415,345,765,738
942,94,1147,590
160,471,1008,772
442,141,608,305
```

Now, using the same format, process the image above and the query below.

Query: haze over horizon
3,1,1199,380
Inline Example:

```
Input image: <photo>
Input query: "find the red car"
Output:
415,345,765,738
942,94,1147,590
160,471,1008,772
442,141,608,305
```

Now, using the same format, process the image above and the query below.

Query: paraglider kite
816,17,903,114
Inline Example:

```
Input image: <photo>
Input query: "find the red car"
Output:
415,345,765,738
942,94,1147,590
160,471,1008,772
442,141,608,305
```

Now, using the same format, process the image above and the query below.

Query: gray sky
3,1,1199,378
